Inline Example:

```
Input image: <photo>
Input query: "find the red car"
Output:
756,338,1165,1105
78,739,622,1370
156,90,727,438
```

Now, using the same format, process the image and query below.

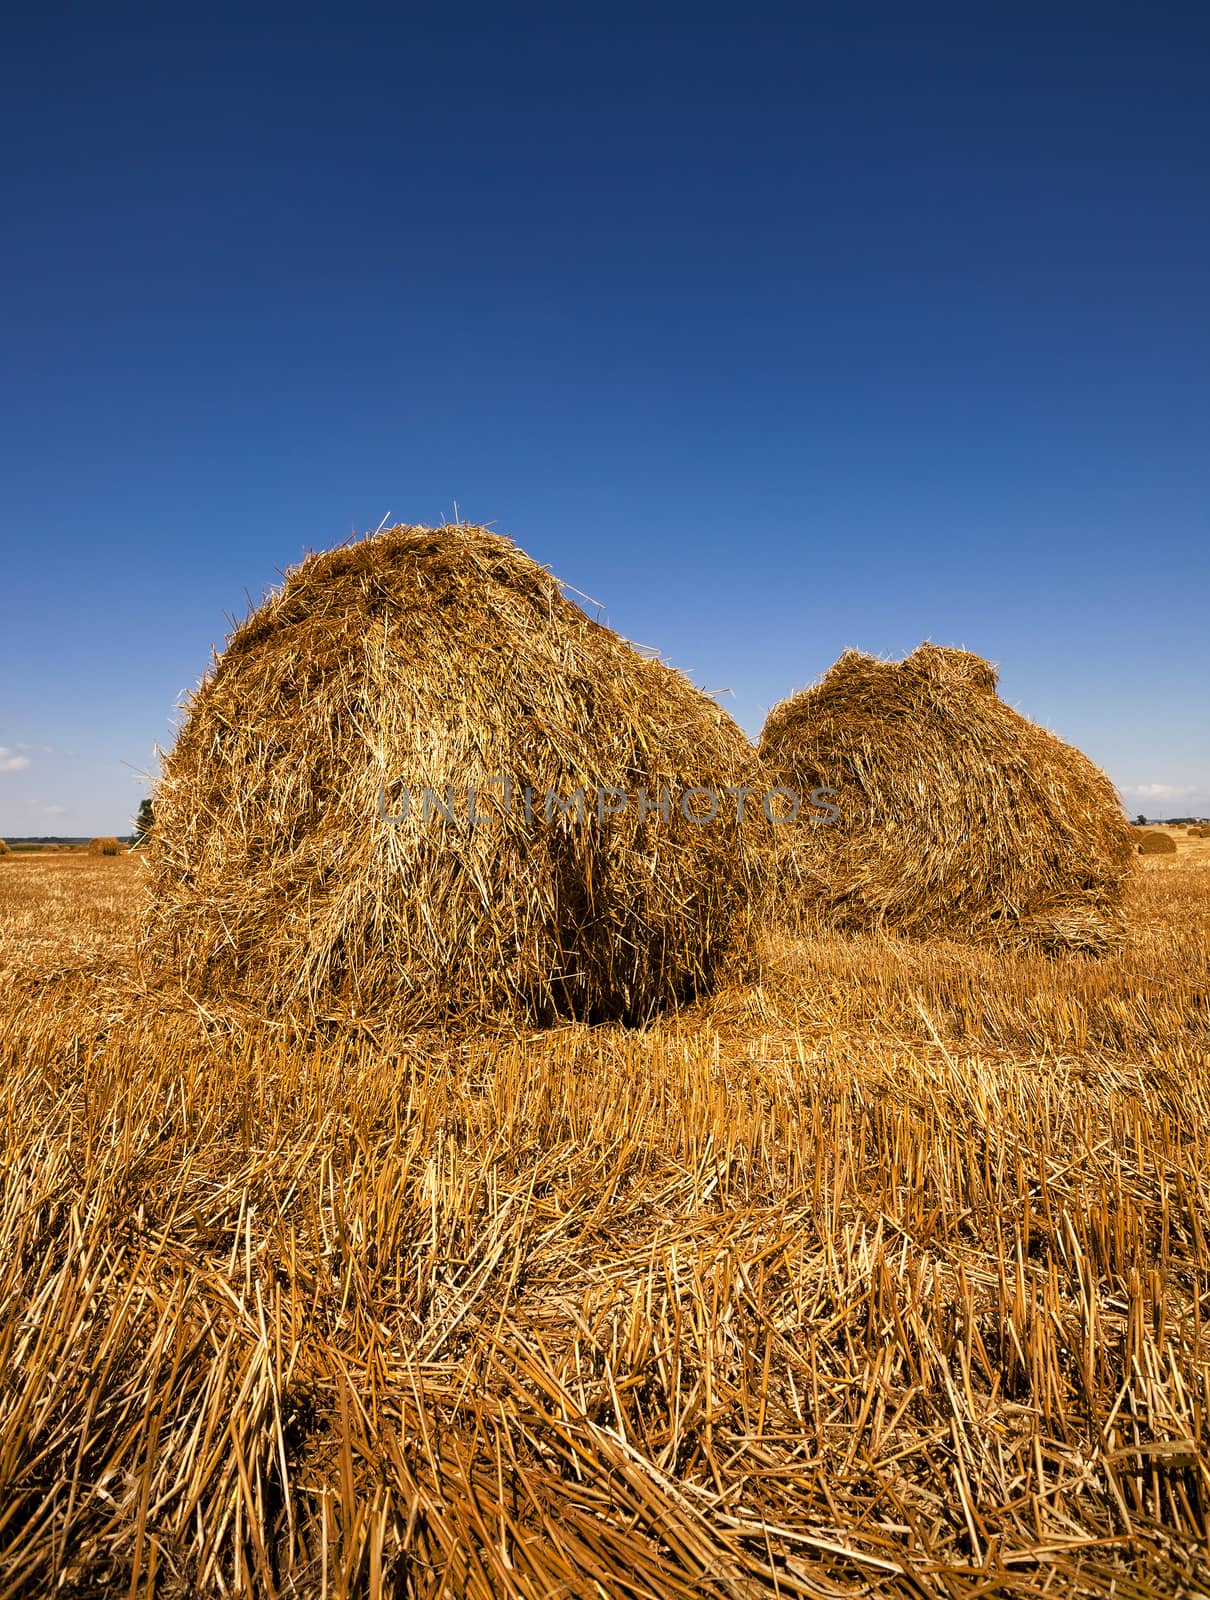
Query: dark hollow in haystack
140,524,769,1026
759,643,1134,953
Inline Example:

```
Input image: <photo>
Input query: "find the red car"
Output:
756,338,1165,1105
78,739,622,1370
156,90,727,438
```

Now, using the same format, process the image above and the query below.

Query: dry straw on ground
1139,830,1178,855
87,837,122,856
759,643,1133,953
3,849,1209,1598
141,523,770,1027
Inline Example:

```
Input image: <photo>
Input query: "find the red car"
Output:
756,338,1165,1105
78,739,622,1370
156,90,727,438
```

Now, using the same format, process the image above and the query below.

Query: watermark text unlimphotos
376,778,839,828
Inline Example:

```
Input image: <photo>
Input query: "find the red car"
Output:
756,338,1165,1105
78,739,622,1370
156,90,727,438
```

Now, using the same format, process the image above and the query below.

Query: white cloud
1122,783,1198,801
42,804,67,817
0,747,32,773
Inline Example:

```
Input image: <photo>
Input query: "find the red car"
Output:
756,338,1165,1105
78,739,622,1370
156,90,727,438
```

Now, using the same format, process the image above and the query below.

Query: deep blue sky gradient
2,15,1207,831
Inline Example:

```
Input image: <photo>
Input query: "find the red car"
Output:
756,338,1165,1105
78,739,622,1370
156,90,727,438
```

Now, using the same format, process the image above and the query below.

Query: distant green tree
132,797,154,845
1136,813,1146,825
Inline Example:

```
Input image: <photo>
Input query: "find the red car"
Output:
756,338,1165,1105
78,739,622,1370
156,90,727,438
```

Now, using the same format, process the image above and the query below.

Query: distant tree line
1133,814,1209,826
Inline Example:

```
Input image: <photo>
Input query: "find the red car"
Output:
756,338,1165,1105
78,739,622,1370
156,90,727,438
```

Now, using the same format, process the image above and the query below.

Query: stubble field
1,832,1207,1597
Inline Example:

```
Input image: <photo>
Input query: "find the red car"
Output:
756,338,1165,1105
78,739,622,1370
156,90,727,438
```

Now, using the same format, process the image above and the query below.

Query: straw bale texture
141,524,768,1024
759,643,1133,952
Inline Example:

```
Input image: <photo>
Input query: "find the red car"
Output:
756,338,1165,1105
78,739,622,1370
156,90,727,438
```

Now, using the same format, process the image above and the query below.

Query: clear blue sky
2,13,1207,833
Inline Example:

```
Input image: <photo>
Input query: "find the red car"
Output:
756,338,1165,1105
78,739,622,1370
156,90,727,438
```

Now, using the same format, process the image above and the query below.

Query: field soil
1,828,1208,1597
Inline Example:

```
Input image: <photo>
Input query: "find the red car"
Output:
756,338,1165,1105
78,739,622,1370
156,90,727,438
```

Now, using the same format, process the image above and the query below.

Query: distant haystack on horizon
0,840,10,856
140,523,770,1026
87,837,122,856
1138,830,1178,855
759,643,1134,953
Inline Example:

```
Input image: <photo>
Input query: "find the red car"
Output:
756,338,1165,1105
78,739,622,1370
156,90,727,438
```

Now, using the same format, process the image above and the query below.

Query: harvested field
1,842,1208,1597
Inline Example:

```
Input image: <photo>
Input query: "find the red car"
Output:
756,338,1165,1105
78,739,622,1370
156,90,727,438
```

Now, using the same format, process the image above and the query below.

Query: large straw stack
141,524,769,1025
759,644,1134,952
